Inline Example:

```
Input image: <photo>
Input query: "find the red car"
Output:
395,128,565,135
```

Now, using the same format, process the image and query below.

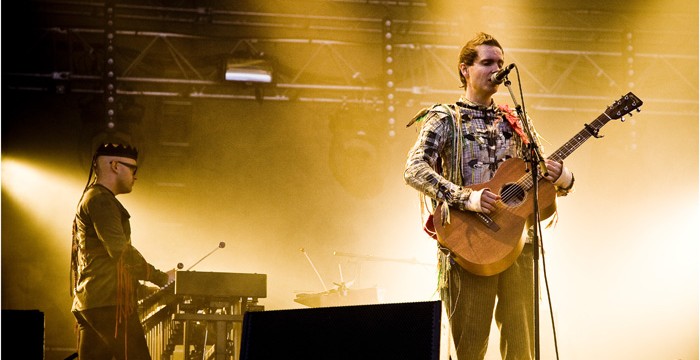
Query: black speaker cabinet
239,300,441,360
1,309,45,359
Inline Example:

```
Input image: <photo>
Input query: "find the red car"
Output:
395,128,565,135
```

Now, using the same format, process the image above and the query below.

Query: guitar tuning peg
620,116,626,122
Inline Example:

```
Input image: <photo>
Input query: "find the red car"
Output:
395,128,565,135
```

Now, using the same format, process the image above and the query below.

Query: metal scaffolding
3,0,697,118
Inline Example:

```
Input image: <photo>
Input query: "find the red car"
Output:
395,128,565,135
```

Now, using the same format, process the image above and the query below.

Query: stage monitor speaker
239,300,441,360
1,309,45,359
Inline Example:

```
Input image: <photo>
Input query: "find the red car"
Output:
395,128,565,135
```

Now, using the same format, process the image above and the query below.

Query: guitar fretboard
510,91,642,195
549,114,612,164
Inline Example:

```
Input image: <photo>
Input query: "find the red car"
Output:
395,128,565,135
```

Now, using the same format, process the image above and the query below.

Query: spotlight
224,58,273,83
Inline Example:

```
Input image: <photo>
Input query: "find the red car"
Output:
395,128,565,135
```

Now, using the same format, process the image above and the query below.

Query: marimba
139,271,266,360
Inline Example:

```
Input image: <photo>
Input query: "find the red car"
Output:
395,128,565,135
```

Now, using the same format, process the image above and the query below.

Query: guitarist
404,32,575,360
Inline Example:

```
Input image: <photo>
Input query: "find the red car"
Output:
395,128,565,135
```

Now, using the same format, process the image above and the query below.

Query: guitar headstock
606,92,643,120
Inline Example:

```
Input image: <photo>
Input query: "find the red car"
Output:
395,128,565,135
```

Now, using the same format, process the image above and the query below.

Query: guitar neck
547,113,612,163
518,113,613,189
513,91,641,190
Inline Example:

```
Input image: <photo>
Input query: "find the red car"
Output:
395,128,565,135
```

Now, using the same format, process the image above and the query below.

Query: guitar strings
495,116,605,205
497,93,638,204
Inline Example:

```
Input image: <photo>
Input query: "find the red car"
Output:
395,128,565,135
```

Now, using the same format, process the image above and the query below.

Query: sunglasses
113,161,138,175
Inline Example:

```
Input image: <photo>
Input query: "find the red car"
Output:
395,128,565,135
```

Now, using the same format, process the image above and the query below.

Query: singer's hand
543,159,563,182
480,189,501,214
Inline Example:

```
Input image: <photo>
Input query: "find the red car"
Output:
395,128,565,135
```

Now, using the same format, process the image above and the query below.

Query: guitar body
433,158,557,276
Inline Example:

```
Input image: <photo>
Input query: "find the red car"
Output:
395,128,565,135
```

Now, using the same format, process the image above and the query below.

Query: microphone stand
503,76,546,360
300,248,329,292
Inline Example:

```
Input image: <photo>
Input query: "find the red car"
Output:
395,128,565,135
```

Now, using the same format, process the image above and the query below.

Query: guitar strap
497,104,529,144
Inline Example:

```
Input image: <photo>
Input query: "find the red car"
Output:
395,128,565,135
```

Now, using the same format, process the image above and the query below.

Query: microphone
490,63,515,84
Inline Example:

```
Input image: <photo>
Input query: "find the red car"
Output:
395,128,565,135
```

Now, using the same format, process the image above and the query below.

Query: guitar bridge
477,213,500,231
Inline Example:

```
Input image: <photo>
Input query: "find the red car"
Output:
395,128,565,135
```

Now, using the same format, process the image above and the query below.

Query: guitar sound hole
500,183,525,206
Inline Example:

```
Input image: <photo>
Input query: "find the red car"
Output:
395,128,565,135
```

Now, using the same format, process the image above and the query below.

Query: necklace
458,96,496,110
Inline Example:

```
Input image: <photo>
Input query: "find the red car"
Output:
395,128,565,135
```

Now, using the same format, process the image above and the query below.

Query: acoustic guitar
433,92,643,276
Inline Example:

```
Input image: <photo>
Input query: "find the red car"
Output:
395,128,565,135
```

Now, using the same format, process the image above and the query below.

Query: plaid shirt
404,98,527,211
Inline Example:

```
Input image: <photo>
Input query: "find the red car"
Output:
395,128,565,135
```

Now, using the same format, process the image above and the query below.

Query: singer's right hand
480,189,501,214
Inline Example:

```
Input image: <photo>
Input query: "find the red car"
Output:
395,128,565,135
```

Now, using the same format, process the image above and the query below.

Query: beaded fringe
115,251,150,359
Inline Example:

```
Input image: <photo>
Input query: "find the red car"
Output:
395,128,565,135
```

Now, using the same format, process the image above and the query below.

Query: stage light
1,157,84,236
224,58,273,83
